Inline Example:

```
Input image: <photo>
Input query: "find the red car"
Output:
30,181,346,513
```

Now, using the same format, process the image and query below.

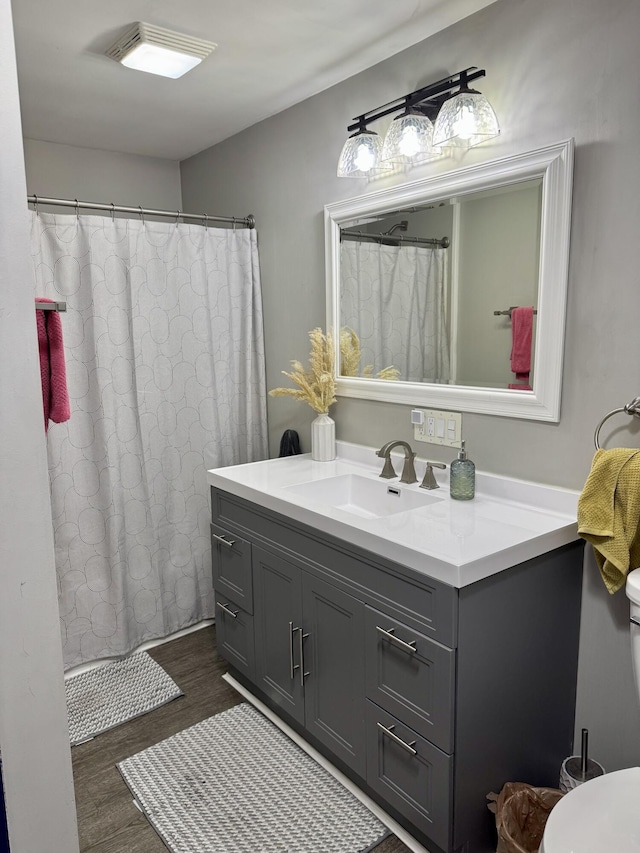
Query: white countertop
208,441,581,588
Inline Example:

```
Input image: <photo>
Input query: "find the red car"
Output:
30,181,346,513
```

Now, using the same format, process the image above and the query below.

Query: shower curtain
340,240,450,383
31,212,268,668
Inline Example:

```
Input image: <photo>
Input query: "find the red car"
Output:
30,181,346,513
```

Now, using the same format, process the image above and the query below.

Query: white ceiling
12,0,497,162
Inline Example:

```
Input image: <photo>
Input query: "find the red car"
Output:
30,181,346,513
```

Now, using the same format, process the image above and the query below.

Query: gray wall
23,138,182,210
181,0,640,771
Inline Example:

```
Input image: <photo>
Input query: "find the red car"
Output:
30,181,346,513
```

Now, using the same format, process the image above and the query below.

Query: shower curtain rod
27,195,256,229
341,228,449,248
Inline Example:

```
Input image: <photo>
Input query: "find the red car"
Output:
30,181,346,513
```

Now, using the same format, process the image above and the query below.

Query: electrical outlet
413,409,462,447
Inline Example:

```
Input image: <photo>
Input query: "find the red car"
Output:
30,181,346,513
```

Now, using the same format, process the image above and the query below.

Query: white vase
311,412,336,461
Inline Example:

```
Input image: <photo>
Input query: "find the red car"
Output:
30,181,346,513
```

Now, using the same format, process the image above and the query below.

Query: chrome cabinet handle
216,601,239,619
289,622,301,679
212,532,236,549
376,625,417,654
299,628,309,687
631,616,640,627
376,722,417,756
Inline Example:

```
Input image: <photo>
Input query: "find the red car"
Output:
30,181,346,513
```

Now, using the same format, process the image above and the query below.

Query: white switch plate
413,409,462,447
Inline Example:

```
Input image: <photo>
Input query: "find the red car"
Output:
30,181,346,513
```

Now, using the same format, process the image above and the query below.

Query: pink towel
36,298,70,431
510,306,534,385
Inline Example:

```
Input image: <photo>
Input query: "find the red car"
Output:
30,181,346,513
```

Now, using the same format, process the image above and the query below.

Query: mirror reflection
338,179,542,389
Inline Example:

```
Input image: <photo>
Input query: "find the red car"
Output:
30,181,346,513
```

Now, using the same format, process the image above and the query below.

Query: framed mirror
325,139,574,421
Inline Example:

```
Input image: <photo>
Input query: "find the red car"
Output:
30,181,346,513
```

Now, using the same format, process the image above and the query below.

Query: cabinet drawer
214,591,255,680
211,522,253,613
365,701,452,852
365,606,455,753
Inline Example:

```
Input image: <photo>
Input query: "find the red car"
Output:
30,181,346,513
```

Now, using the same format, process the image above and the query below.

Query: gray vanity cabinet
210,486,583,853
253,544,366,775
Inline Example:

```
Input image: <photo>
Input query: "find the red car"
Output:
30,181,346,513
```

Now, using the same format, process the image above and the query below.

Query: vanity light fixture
106,22,217,79
337,67,499,177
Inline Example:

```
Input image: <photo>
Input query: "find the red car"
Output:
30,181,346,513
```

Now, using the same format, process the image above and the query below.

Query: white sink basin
285,473,442,519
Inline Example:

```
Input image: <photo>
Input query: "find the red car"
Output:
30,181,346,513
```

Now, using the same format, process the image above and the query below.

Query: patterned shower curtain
340,240,450,383
31,212,268,668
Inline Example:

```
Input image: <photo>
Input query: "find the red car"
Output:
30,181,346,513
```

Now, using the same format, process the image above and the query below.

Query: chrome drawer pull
377,722,417,756
631,616,640,627
217,601,239,619
289,622,301,679
376,625,417,654
212,532,236,549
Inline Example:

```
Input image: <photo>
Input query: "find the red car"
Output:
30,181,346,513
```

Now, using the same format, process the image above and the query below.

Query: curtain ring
203,213,208,230
110,203,115,222
232,216,237,232
176,210,181,225
74,198,79,219
33,194,39,216
138,205,144,223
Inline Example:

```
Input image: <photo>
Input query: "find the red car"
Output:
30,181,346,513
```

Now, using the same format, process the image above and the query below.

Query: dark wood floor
72,624,412,853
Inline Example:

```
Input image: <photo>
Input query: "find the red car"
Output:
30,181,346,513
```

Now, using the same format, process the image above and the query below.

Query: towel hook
594,397,640,449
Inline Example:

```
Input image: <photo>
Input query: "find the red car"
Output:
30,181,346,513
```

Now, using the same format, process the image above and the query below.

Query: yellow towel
577,448,640,593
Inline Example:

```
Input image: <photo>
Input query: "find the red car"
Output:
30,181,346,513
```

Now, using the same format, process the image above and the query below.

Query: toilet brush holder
559,728,605,793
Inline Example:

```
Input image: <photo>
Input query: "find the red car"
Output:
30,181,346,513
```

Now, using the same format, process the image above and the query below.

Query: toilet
539,568,640,852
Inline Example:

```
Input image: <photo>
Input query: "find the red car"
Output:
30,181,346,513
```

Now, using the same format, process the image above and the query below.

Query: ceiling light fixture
337,68,499,178
106,23,217,79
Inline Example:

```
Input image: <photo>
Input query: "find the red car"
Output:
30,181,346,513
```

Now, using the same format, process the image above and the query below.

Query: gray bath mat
66,651,183,746
118,702,389,853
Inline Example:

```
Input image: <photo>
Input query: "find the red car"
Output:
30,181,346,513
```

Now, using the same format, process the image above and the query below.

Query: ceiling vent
106,22,217,79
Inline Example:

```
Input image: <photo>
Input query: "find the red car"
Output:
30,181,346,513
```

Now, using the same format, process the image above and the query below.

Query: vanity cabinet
210,486,583,853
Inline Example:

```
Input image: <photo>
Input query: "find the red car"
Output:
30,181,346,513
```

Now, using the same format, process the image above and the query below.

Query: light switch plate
413,409,462,447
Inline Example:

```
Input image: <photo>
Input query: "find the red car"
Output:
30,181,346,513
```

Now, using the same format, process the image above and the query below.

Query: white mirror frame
325,139,574,422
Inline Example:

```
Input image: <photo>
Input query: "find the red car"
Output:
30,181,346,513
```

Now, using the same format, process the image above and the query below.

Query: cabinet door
253,547,304,724
302,573,366,778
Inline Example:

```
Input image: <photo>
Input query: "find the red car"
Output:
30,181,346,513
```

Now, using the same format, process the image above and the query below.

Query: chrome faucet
376,440,417,484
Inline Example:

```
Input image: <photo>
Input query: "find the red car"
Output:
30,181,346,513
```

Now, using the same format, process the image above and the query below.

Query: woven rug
118,702,389,853
66,651,183,746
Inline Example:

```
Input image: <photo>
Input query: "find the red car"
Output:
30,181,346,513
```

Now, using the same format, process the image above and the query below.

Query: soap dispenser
450,440,475,501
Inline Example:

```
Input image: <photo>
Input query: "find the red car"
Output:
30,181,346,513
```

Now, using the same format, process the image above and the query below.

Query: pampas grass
269,328,337,414
340,327,400,381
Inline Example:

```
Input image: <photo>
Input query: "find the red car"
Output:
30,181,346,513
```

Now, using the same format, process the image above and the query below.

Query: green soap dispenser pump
450,440,475,501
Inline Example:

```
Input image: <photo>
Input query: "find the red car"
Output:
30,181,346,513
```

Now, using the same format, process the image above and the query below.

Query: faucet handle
420,460,447,490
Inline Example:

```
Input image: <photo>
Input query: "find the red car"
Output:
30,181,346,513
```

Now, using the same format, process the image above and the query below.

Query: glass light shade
120,43,202,78
432,91,500,148
381,113,441,164
337,131,392,178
